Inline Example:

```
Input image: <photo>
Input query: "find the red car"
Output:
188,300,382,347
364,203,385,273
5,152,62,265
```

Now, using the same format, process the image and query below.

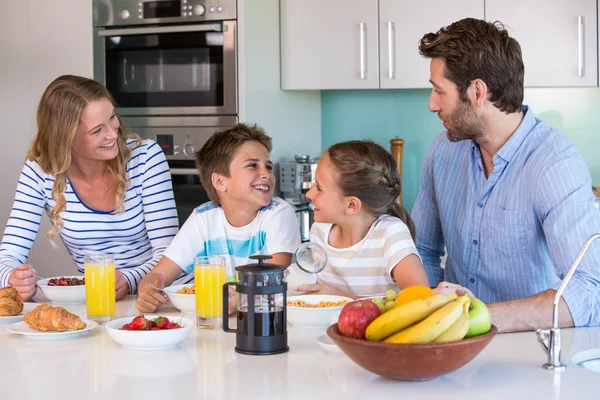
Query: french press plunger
222,255,288,355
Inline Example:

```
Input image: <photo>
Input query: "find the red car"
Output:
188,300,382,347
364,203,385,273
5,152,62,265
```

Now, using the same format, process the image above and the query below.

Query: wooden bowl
327,323,497,381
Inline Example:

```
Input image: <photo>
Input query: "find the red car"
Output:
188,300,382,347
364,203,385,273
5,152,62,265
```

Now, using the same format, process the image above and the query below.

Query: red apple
337,300,381,339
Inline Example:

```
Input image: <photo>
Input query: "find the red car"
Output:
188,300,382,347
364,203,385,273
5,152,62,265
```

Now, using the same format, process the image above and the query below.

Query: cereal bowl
287,295,353,329
105,316,194,351
163,284,195,315
36,276,86,304
327,323,498,381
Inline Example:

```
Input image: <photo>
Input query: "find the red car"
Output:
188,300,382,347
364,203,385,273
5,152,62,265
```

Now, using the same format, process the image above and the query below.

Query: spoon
145,282,169,299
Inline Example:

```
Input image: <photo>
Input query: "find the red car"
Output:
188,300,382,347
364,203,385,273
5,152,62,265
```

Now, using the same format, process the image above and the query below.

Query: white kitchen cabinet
281,0,481,90
486,0,598,87
281,0,379,89
379,0,483,89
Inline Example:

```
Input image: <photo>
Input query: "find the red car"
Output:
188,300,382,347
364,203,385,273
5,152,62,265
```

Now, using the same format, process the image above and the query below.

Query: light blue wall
322,88,600,212
241,0,322,166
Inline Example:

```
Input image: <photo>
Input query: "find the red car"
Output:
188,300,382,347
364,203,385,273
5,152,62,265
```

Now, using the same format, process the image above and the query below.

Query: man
412,18,600,332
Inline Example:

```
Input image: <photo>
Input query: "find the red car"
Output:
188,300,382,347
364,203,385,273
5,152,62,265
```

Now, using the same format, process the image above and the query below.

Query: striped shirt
0,139,179,294
412,106,600,327
164,197,301,280
310,215,420,296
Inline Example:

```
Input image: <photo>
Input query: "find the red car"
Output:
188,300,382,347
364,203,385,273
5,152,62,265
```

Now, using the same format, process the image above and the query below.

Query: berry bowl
286,295,354,329
36,276,86,304
327,323,497,381
105,315,194,351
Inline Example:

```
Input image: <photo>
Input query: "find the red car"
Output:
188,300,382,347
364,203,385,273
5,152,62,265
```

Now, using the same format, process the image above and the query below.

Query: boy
137,123,301,312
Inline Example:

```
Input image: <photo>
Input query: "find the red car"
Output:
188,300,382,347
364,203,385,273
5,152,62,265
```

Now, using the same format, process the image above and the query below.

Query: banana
384,294,470,344
365,293,458,342
432,298,470,343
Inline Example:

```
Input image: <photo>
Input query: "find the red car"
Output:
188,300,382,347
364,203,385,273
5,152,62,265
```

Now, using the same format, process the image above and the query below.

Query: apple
465,296,492,338
337,300,381,339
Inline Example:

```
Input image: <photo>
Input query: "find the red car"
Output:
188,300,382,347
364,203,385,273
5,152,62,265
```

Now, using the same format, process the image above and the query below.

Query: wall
0,0,93,277
322,88,600,212
240,0,322,166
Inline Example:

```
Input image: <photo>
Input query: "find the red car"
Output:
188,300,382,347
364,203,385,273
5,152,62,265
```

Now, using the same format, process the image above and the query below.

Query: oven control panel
93,0,236,27
156,133,204,160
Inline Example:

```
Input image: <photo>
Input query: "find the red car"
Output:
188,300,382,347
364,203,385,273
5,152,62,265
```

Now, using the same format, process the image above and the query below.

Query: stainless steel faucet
536,233,600,371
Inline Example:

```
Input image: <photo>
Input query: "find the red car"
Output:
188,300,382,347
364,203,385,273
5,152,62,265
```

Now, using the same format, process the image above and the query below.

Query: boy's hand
136,271,169,313
294,276,350,297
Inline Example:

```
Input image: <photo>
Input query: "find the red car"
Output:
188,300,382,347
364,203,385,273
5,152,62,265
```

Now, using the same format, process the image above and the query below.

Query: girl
295,140,429,297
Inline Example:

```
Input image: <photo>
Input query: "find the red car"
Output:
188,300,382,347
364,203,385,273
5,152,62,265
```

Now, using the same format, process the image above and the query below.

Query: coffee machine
279,155,318,242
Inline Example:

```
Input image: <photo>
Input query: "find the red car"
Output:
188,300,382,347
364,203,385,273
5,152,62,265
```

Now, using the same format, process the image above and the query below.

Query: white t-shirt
165,197,301,283
310,215,421,296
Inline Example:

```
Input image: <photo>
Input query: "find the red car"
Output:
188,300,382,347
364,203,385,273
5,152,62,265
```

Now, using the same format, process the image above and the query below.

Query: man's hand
115,270,130,300
136,271,169,313
8,264,37,300
433,281,475,297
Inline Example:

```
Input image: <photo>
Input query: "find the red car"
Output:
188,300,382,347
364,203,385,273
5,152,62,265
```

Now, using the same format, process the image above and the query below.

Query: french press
222,255,288,355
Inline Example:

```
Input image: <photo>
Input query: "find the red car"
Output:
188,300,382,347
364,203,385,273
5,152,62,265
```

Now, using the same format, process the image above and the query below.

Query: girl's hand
433,281,474,297
294,276,350,297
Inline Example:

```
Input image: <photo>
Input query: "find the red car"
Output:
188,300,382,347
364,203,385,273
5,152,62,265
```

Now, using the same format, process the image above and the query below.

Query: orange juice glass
84,254,115,324
195,256,226,329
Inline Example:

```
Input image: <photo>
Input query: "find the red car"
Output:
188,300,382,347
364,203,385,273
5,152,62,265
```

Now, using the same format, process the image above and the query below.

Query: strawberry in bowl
106,314,193,350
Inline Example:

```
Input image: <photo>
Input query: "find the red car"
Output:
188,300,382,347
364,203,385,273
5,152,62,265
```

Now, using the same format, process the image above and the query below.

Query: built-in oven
124,116,237,227
92,0,237,116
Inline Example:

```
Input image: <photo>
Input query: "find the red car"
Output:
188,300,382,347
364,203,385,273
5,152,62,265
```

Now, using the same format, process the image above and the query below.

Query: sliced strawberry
128,315,147,330
58,278,67,286
165,322,180,329
154,316,170,329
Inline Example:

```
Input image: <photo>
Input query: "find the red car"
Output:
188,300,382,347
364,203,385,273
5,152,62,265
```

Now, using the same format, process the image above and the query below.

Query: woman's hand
136,271,169,313
433,281,474,297
115,270,130,300
8,264,37,300
294,276,350,297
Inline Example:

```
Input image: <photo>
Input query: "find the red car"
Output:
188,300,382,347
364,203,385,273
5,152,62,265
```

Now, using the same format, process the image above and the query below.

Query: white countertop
1,295,599,399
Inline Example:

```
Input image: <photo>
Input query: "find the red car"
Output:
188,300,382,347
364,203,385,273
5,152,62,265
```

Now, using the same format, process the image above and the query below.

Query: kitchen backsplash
322,88,600,212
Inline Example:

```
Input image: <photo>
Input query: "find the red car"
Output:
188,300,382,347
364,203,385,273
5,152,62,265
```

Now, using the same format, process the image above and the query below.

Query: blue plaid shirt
413,106,600,327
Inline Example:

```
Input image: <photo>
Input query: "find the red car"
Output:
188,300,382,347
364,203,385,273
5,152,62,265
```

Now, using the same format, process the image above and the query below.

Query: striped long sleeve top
412,106,600,327
0,139,178,294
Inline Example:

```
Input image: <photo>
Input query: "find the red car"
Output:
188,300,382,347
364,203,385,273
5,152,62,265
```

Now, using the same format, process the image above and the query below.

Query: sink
572,349,600,373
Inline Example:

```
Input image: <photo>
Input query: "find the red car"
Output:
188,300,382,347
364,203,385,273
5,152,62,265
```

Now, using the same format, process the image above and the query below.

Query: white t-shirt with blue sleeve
165,197,301,282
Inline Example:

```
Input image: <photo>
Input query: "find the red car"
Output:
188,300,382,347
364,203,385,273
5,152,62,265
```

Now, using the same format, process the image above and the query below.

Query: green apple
465,296,491,338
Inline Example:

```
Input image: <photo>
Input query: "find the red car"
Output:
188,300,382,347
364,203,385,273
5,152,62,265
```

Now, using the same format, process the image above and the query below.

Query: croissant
24,304,86,332
0,287,24,316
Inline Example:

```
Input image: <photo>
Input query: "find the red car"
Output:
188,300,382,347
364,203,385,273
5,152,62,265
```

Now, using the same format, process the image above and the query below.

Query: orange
395,285,435,307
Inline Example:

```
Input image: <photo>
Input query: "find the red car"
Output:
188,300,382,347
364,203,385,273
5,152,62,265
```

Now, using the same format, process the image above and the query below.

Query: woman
0,75,179,300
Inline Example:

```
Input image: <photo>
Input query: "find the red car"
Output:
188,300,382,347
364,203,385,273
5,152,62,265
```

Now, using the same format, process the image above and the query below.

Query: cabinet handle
360,22,367,80
578,16,584,77
388,22,395,79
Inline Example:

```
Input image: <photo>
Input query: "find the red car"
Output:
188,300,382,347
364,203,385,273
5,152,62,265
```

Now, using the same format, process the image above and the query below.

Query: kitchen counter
1,295,599,400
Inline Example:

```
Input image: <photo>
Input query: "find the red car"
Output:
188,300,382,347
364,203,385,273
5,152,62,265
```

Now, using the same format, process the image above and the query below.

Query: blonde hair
327,140,416,241
28,75,139,239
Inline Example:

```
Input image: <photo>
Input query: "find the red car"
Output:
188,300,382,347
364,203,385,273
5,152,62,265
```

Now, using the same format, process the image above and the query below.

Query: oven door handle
170,168,199,176
97,24,221,37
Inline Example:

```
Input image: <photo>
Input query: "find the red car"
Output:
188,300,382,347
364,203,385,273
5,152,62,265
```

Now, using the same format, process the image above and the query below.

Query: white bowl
36,275,86,304
163,284,196,314
105,316,194,350
287,295,353,329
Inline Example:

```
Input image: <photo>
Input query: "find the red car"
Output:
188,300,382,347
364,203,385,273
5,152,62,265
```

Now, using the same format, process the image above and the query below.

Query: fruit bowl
327,323,497,381
163,284,195,315
105,316,194,350
36,276,86,304
287,295,354,328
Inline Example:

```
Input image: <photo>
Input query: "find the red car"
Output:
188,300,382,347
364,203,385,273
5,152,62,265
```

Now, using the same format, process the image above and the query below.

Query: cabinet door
379,0,483,89
281,0,379,89
486,0,597,87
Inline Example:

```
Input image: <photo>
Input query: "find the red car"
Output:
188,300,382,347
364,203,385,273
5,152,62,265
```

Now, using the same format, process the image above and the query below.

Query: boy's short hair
195,123,273,206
